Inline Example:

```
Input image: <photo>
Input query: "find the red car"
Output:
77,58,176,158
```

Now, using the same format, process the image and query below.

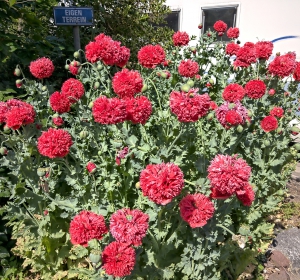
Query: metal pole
73,25,81,51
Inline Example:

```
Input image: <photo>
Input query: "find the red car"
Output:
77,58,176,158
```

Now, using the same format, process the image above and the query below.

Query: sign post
53,7,93,51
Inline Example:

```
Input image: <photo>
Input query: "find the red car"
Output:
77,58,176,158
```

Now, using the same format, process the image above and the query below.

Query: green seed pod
181,84,190,92
290,126,300,133
89,253,101,264
65,64,70,70
206,112,214,120
264,140,271,147
0,147,7,156
228,103,235,109
209,78,214,85
97,64,103,70
247,110,253,117
186,80,195,87
16,79,22,85
237,125,243,133
79,130,88,139
74,51,80,58
136,182,140,189
88,101,94,108
52,113,59,118
294,143,300,150
160,72,168,79
42,86,47,91
3,125,11,134
14,68,21,76
141,84,148,93
98,151,102,156
37,168,46,177
277,127,283,134
94,82,100,89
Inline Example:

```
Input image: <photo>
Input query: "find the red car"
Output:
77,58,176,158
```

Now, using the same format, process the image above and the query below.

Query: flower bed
1,21,300,279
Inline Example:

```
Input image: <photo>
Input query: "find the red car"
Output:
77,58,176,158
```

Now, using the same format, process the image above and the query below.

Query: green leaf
126,135,138,147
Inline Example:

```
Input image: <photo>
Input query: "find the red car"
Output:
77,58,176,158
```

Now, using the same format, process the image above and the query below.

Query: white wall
166,0,300,58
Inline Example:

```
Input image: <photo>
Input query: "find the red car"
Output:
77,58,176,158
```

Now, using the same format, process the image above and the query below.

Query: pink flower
227,27,239,39
222,83,245,102
86,162,96,173
92,96,127,125
245,80,266,99
116,147,129,165
293,62,300,81
102,242,136,277
69,64,80,75
37,128,73,158
110,208,149,246
208,154,251,198
260,116,278,132
213,20,227,33
173,31,190,46
179,193,215,228
178,60,199,77
29,57,55,79
138,45,166,68
125,96,152,124
216,102,248,129
268,52,296,78
139,163,184,205
112,69,143,98
69,210,108,246
170,89,211,122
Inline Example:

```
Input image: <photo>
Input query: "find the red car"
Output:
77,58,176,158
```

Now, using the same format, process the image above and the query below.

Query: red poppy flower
255,41,273,60
270,107,284,118
86,162,96,173
61,78,85,104
260,116,278,132
208,154,251,197
268,52,296,78
125,96,152,124
139,163,184,205
227,27,239,39
112,69,143,98
52,116,64,126
92,96,127,125
138,45,166,68
178,60,199,78
173,31,190,46
244,80,266,99
226,42,240,56
225,110,243,126
293,62,300,81
216,102,248,129
222,83,245,102
179,193,215,228
69,210,108,247
110,208,149,246
102,242,136,277
234,43,256,68
236,184,255,206
37,128,73,158
170,90,211,122
50,91,71,114
213,20,227,33
29,57,55,79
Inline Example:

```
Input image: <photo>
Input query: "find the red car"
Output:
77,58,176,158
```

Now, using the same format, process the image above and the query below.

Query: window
165,10,180,32
201,6,238,41
155,9,180,32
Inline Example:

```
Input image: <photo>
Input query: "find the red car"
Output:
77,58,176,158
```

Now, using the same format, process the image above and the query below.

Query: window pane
202,7,236,41
165,11,180,32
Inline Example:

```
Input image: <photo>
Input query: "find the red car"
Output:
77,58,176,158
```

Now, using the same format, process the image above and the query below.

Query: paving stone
268,270,290,280
270,250,291,268
272,228,300,274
